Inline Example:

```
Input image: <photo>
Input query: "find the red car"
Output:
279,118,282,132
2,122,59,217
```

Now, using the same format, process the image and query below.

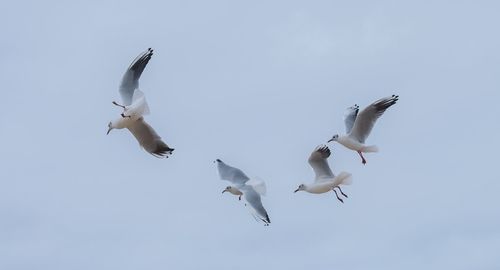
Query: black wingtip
317,145,330,153
150,145,175,158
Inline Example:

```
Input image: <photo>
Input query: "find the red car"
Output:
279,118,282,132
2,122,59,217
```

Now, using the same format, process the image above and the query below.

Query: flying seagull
328,95,399,164
294,145,352,203
107,48,174,158
215,159,270,225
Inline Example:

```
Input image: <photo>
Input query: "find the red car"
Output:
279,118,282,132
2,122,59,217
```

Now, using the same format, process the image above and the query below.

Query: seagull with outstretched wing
107,48,174,158
328,95,398,164
294,145,352,203
216,159,270,225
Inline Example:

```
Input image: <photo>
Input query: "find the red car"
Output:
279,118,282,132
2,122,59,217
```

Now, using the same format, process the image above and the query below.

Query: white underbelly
229,189,242,196
306,183,334,194
114,117,136,129
339,137,364,151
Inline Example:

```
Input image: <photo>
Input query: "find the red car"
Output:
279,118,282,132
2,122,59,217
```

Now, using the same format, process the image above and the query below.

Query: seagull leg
333,189,344,203
112,101,126,109
357,151,367,165
238,195,242,201
336,186,348,198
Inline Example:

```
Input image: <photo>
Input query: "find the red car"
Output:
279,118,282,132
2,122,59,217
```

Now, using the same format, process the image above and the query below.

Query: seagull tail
362,145,379,153
336,172,353,186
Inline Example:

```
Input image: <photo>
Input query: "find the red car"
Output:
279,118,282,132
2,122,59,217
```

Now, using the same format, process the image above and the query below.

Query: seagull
328,95,399,164
294,145,352,203
215,159,270,225
107,48,174,158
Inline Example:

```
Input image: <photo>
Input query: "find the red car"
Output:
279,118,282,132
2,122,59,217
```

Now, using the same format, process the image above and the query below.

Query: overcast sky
1,0,499,269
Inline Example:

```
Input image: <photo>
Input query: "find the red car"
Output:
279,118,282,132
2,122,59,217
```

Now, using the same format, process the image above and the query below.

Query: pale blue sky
1,0,499,269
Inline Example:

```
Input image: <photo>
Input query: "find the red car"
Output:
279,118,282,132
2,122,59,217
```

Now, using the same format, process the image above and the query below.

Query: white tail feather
362,145,379,153
131,90,150,115
334,172,352,186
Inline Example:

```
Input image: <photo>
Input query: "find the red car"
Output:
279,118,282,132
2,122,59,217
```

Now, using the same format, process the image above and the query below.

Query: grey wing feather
348,95,399,143
127,117,174,158
216,160,250,186
344,104,359,134
242,186,270,224
308,145,334,181
119,48,154,105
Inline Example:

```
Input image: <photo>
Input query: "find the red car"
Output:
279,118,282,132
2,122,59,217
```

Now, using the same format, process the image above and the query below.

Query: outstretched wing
215,159,250,186
246,177,267,196
349,95,399,143
127,117,174,158
242,186,270,225
308,145,334,182
119,48,154,105
344,104,359,134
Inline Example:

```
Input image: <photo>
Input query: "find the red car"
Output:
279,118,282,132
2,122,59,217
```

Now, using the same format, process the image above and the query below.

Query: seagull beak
106,127,112,135
327,138,334,143
294,188,299,193
222,189,227,194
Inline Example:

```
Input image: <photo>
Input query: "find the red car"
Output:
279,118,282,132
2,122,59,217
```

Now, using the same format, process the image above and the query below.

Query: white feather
247,177,267,196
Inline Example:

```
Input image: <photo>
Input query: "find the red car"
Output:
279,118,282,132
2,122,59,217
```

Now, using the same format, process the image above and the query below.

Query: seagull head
294,184,306,193
328,134,339,143
222,186,243,196
107,118,129,134
222,186,232,194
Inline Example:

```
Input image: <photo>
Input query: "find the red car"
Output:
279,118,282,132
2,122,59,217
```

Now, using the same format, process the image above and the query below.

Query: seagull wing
348,95,399,143
246,177,267,196
126,117,174,158
344,104,359,134
215,160,250,186
241,185,270,225
308,145,334,182
119,48,154,106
